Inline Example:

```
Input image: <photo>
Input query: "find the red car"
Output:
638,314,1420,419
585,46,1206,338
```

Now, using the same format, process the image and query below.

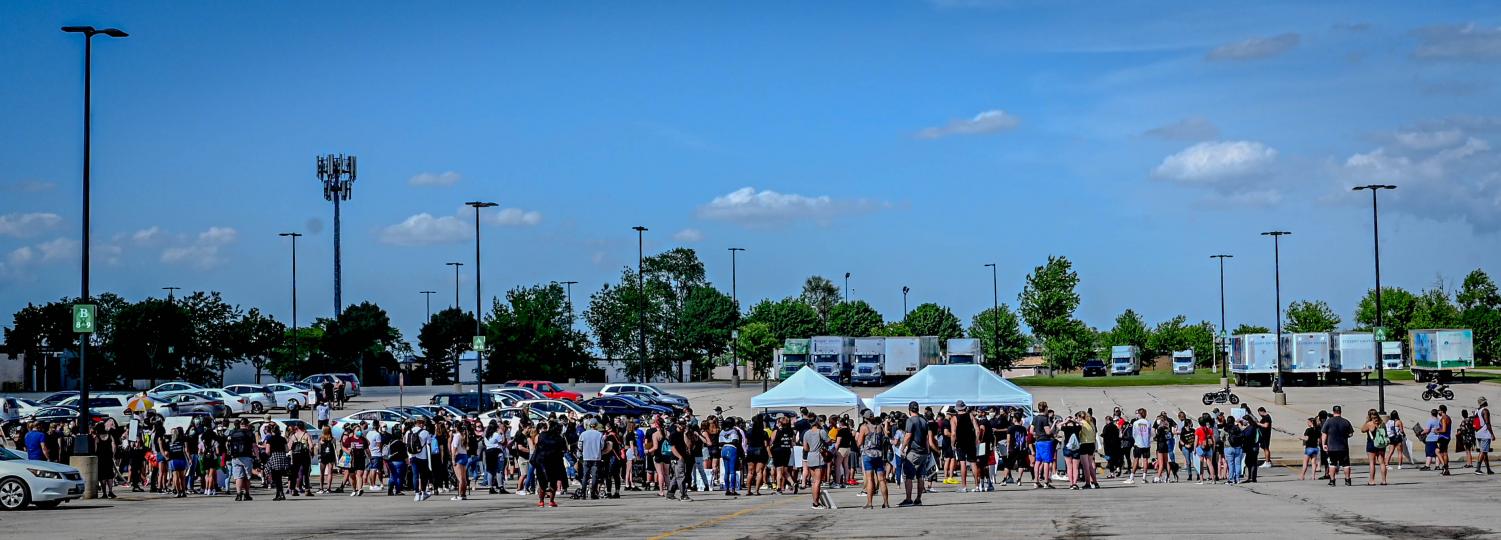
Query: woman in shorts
1299,417,1320,480
744,415,771,496
857,413,889,508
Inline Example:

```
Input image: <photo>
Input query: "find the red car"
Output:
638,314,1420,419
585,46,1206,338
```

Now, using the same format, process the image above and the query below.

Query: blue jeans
388,461,405,491
720,446,740,491
1226,448,1245,483
891,454,905,484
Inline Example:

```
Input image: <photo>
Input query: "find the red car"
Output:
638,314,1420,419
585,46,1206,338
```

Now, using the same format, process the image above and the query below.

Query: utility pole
446,262,464,309
420,291,436,323
902,286,910,319
634,226,649,383
162,286,180,300
843,272,851,304
280,232,302,385
558,281,578,317
466,201,497,394
62,24,127,452
1211,254,1232,388
984,263,998,371
1261,231,1291,404
730,248,745,388
1354,184,1396,414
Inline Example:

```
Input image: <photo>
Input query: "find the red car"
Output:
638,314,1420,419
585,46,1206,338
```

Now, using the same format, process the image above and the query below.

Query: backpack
227,431,249,456
406,430,423,454
1227,428,1243,448
1372,425,1389,449
1473,416,1484,431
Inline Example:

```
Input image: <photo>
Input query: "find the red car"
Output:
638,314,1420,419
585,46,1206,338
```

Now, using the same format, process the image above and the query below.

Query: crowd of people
8,394,1495,510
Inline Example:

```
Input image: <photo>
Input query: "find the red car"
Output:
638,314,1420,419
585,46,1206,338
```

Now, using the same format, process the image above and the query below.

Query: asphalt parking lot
8,378,1498,539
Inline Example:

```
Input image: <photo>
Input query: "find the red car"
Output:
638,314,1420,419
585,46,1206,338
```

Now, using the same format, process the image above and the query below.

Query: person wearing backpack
226,418,256,502
857,412,889,509
1360,409,1389,485
1225,418,1247,485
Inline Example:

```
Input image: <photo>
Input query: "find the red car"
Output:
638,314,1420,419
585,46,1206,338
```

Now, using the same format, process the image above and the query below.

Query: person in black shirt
263,424,289,500
771,415,798,493
166,428,189,497
226,419,256,501
745,415,771,496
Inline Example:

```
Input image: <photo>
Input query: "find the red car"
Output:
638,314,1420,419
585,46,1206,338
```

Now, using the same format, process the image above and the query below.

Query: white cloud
672,228,704,243
408,171,462,187
160,226,237,269
1412,24,1501,62
7,246,34,267
1206,33,1300,61
131,226,163,243
1143,117,1219,141
1201,189,1283,207
1153,141,1278,182
488,208,543,227
380,213,471,246
1393,129,1464,150
0,212,63,238
2,180,56,193
1340,133,1501,231
915,110,1020,139
37,237,79,262
697,187,886,226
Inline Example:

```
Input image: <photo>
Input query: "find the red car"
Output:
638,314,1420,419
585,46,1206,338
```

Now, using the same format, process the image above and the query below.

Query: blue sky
3,1,1500,343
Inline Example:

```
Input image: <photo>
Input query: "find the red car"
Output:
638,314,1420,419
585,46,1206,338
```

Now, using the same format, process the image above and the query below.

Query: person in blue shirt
24,422,50,461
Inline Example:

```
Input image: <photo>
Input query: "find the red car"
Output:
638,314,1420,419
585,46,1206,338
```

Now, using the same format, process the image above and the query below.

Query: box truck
1230,334,1278,386
1172,350,1195,375
882,336,940,385
946,338,984,365
1280,332,1331,385
1409,329,1474,382
778,339,811,380
851,337,886,385
1330,332,1375,385
811,336,855,383
1381,341,1404,370
1110,345,1141,376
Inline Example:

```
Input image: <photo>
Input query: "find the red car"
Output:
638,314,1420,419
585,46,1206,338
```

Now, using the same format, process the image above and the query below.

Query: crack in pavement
1239,484,1494,540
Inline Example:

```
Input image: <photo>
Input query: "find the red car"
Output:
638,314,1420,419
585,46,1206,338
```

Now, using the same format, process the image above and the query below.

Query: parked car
0,398,39,423
57,394,135,424
160,393,230,418
148,381,208,396
429,392,496,413
35,391,78,405
331,409,410,439
618,392,686,414
264,382,314,410
490,386,547,402
0,446,85,510
221,384,278,414
5,407,109,440
194,388,252,415
582,395,672,418
1081,359,1108,378
598,383,688,408
477,407,548,436
301,373,362,397
502,380,582,402
414,405,467,419
387,406,437,419
516,399,595,420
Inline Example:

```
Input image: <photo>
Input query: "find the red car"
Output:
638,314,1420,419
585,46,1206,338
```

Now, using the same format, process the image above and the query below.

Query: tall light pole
420,291,436,323
984,263,998,370
1210,254,1232,387
466,201,497,394
315,155,356,318
446,262,463,308
62,25,126,449
902,286,910,319
280,232,302,385
1261,231,1291,403
729,248,746,388
843,272,851,304
634,226,649,383
558,281,578,317
1354,184,1396,413
162,286,180,300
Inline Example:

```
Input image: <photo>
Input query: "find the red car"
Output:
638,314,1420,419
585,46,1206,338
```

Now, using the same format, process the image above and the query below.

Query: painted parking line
647,496,795,540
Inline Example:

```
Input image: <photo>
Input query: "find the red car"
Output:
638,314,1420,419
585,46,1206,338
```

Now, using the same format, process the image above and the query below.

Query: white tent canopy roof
872,364,1034,414
751,365,860,408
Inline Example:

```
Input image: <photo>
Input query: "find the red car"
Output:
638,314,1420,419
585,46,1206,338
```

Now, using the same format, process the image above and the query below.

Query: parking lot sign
73,304,96,333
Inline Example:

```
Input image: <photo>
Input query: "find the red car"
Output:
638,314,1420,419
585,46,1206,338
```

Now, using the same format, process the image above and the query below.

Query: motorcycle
1421,382,1455,401
1202,387,1241,406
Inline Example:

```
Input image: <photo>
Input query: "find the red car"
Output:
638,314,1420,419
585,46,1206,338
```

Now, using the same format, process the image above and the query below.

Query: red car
503,380,582,402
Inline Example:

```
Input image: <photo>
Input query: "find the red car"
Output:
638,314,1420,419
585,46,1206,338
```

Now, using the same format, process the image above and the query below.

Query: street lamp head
446,261,463,267
1260,231,1291,237
845,272,851,279
279,232,302,238
1353,184,1398,191
1210,254,1233,259
984,263,996,268
728,247,745,252
465,201,498,208
902,286,910,294
61,26,96,33
632,226,648,232
99,28,128,37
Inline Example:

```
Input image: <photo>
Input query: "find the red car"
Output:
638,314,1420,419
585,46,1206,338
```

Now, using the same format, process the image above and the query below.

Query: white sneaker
1122,479,1134,484
414,493,422,502
451,496,463,501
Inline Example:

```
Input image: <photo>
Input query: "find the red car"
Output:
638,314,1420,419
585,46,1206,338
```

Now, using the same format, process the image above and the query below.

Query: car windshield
855,355,880,363
616,396,647,406
0,448,22,461
544,383,561,392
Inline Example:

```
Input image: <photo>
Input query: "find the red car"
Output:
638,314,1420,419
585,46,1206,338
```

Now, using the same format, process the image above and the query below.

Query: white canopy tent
751,365,861,409
871,364,1034,415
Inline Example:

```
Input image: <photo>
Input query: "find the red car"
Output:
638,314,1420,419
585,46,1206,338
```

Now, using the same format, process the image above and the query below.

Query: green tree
268,326,324,381
1412,284,1461,329
902,303,963,342
231,308,285,385
1042,319,1095,373
735,321,779,381
584,276,649,373
5,294,127,387
1231,324,1272,335
827,300,883,337
484,283,593,382
1184,321,1217,367
1458,269,1501,364
321,302,405,382
419,307,478,383
1285,300,1341,333
676,285,739,380
968,304,1027,370
180,291,243,384
106,297,193,385
745,298,823,342
1354,287,1418,341
870,322,914,337
800,275,841,325
1145,315,1190,362
1019,256,1083,371
1103,309,1151,365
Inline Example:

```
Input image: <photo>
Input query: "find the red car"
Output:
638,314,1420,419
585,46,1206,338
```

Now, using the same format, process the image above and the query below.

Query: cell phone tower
317,154,357,318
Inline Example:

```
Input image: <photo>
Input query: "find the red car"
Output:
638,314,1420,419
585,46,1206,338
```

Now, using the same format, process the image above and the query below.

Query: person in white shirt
484,421,510,494
1125,409,1152,484
577,419,606,499
366,425,385,488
